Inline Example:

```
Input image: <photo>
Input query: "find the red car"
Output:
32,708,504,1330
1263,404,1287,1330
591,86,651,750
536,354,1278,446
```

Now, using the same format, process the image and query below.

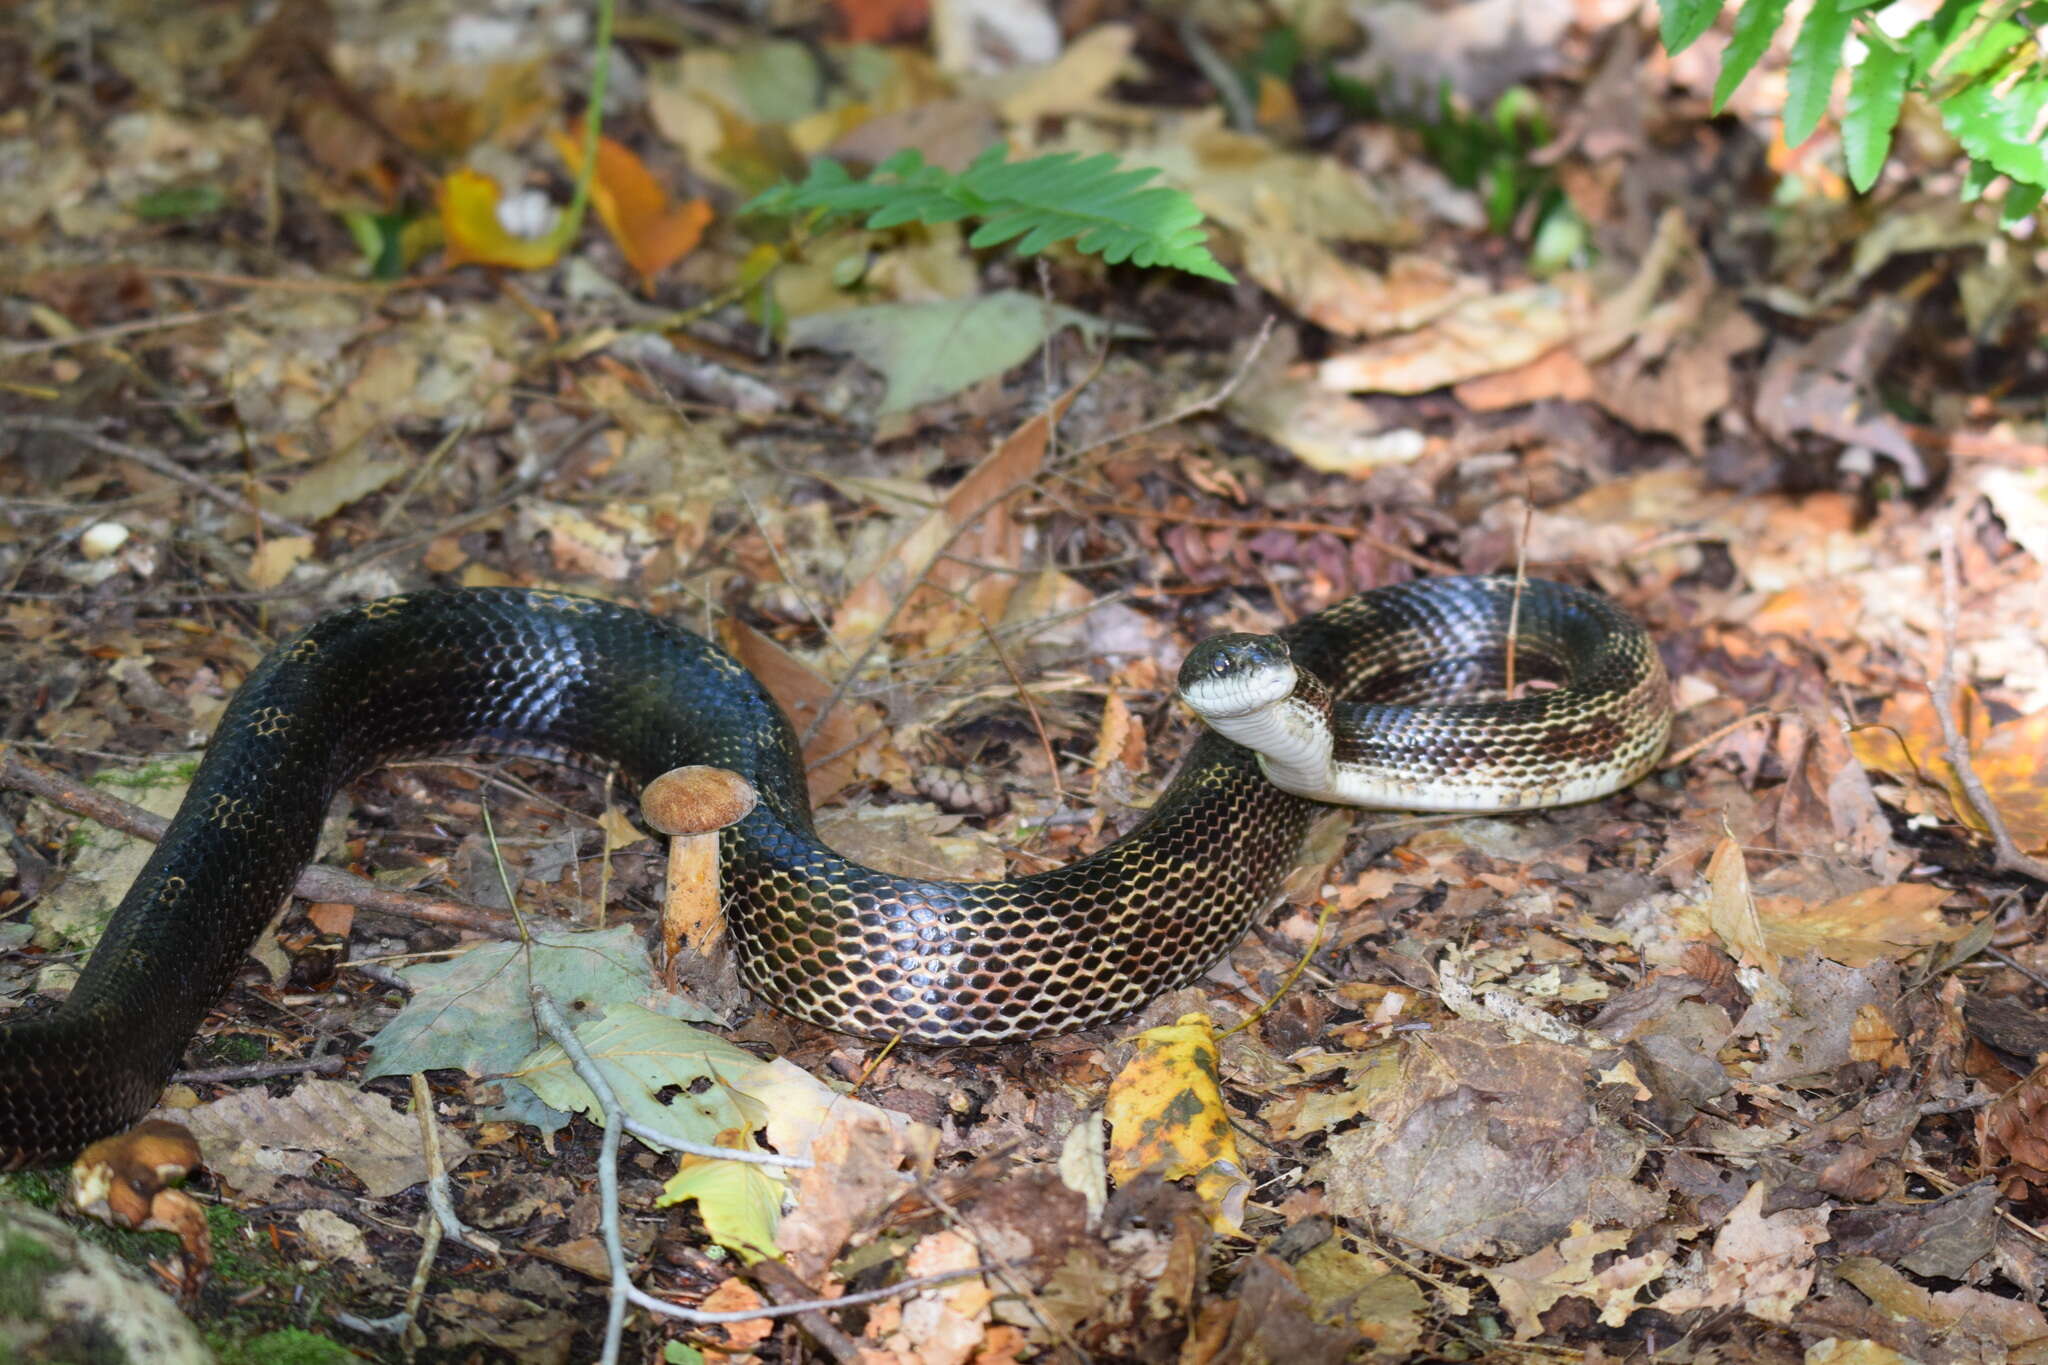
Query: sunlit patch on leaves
1850,691,2048,855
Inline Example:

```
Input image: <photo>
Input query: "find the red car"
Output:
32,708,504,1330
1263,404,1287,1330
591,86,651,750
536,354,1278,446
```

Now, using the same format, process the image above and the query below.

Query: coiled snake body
0,577,1668,1164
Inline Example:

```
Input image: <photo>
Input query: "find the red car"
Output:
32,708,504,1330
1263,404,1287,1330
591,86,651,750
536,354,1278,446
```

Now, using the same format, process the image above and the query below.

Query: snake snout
1177,633,1297,719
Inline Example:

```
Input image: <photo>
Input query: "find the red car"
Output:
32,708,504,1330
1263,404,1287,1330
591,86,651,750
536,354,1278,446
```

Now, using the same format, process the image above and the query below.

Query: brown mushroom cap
641,765,759,836
72,1118,204,1229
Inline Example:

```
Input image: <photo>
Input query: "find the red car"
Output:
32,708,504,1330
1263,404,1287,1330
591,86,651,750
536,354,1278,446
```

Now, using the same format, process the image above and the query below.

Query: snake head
1177,633,1297,720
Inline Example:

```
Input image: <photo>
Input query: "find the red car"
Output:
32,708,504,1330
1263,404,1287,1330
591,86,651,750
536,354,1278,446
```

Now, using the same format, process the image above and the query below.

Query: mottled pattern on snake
0,578,1667,1164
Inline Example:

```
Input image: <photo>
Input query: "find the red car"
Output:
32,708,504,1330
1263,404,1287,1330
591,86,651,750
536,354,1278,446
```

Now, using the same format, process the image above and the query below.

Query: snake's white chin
1180,662,1297,721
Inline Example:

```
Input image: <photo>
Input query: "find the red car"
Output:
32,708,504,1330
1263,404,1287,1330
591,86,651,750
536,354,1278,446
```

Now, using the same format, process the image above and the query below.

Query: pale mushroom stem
637,765,759,985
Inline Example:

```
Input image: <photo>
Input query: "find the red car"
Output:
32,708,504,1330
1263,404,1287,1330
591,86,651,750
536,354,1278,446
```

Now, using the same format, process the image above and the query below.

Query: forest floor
4,0,2048,1361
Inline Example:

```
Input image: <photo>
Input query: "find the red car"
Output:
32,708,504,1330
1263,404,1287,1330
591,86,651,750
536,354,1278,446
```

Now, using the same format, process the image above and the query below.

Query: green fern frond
745,145,1234,283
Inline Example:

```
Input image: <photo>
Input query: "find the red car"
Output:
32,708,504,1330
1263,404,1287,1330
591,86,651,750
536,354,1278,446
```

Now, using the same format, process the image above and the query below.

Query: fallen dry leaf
171,1077,471,1200
1313,1022,1658,1258
548,122,712,289
1105,1012,1249,1234
1316,285,1577,394
1481,1220,1670,1339
1979,1060,2048,1201
1653,1181,1829,1323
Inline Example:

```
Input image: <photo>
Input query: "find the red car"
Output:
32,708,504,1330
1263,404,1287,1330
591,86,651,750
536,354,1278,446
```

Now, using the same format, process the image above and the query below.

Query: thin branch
0,417,311,538
1932,525,2048,882
1177,18,1258,132
411,1072,497,1258
0,304,257,358
749,1261,865,1365
173,1055,347,1085
1505,494,1532,696
527,989,980,1362
0,745,524,940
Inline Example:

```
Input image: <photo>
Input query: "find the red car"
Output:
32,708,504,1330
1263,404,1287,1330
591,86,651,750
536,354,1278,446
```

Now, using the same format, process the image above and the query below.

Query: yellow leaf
1754,883,1962,967
1705,838,1778,976
657,1151,784,1264
1851,691,2048,854
247,535,313,589
438,169,565,271
1481,1221,1633,1340
549,123,712,289
1104,1012,1248,1234
1973,709,2048,852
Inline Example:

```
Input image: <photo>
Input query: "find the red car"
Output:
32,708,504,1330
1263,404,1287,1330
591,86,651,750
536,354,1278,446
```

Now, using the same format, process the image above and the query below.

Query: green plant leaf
1713,0,1794,112
512,1001,768,1151
1942,77,2048,188
1784,0,1854,146
1844,38,1912,191
786,290,1141,413
1961,156,2002,202
1660,0,1726,54
745,145,1234,282
657,1158,785,1264
2000,180,2044,227
363,925,719,1136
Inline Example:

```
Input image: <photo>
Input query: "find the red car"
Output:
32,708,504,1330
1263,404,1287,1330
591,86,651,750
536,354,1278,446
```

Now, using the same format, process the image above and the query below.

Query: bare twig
750,1261,864,1365
172,1055,347,1085
410,1072,497,1258
1658,710,1778,771
1932,525,2048,882
332,1084,450,1343
0,417,311,538
0,746,524,940
1219,901,1335,1041
0,304,256,358
1505,495,1533,696
1177,18,1258,131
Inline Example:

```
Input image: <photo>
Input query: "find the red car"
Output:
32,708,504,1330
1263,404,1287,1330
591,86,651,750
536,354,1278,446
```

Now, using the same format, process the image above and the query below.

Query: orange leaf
829,0,928,42
550,124,712,289
437,169,565,270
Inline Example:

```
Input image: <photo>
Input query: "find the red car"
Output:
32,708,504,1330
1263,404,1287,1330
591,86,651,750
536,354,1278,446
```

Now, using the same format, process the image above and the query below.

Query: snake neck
1199,669,1337,801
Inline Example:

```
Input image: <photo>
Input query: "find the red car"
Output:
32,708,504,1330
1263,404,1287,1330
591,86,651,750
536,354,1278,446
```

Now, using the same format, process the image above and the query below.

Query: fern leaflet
746,145,1233,283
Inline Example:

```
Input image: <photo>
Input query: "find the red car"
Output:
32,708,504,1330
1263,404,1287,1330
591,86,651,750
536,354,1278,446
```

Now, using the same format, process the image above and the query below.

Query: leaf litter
3,0,2048,1359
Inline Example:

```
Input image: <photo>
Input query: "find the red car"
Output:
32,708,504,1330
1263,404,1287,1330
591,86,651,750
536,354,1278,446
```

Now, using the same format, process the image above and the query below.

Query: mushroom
639,765,758,982
72,1117,212,1297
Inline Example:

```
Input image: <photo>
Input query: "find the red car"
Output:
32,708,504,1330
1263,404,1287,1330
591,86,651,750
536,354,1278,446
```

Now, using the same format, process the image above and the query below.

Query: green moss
0,1173,64,1211
215,1327,356,1365
190,1033,270,1066
0,1223,64,1321
91,758,201,791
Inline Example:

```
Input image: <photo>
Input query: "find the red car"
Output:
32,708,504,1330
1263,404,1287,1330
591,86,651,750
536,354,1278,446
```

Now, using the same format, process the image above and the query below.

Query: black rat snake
0,577,1669,1164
